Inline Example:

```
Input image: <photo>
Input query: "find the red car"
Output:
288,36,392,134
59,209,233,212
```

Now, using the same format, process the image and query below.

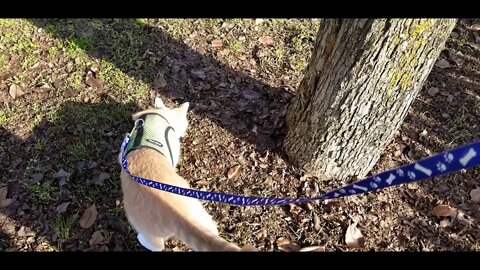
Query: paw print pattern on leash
443,152,454,163
436,162,447,172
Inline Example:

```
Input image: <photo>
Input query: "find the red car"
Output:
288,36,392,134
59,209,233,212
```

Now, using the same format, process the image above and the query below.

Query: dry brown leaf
90,171,110,186
456,211,473,226
0,186,12,208
446,94,454,103
470,23,480,31
85,70,103,88
221,21,235,29
53,169,71,188
56,202,71,214
427,87,439,96
0,199,12,208
53,169,70,179
195,180,209,186
258,163,268,169
453,58,464,67
26,236,35,245
313,213,321,231
172,246,183,252
474,32,480,44
17,226,26,237
79,204,98,229
432,204,457,218
0,186,8,200
218,48,229,57
398,234,409,247
259,36,274,46
435,60,450,69
470,188,480,203
88,161,98,169
289,204,302,216
227,164,243,179
89,230,104,246
276,237,301,251
31,173,44,184
190,69,206,80
439,219,452,228
299,245,326,252
345,222,365,248
242,89,261,100
300,173,314,181
433,184,450,192
255,227,267,239
153,74,167,89
9,84,25,99
211,39,223,48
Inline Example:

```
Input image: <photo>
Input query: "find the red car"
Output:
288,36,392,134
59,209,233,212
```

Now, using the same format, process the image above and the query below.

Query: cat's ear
177,102,189,116
154,97,166,109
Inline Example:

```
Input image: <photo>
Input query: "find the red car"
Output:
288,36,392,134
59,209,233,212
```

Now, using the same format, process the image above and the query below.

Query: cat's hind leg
137,232,171,251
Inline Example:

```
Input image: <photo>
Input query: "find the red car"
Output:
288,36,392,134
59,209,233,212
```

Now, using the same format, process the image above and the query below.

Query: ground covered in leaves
1,19,479,251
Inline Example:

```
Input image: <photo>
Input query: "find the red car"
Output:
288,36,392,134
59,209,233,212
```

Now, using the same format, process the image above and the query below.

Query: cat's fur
119,97,252,251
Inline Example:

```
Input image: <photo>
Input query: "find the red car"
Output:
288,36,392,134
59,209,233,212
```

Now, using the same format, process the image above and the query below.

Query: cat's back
121,148,217,234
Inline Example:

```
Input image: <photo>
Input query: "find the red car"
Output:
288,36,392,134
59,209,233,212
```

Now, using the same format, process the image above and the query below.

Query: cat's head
131,97,190,138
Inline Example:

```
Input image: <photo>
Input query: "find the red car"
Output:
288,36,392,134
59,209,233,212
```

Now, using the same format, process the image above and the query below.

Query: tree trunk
284,19,457,182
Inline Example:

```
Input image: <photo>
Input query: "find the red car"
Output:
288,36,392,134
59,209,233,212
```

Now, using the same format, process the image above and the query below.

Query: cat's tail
176,217,255,251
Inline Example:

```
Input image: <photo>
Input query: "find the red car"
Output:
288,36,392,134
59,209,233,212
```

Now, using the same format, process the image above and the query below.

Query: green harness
125,113,179,167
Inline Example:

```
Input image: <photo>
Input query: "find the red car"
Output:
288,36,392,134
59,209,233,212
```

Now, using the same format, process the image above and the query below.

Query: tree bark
284,19,457,182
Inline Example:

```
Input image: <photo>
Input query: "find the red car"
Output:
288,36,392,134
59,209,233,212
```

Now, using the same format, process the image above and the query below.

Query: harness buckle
129,118,144,135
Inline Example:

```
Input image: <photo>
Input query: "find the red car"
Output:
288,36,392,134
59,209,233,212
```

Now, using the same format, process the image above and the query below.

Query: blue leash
121,136,480,206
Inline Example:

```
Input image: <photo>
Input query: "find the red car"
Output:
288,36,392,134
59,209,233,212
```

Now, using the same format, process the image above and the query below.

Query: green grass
32,114,43,127
229,40,243,53
20,53,39,69
233,222,253,246
34,138,46,152
66,72,84,91
44,23,62,36
50,214,74,250
456,33,469,45
66,141,90,160
0,102,17,127
0,53,7,74
448,105,471,145
466,61,480,72
12,38,37,55
24,183,59,204
66,36,92,56
99,60,149,100
0,111,9,126
47,46,58,61
134,18,147,26
0,19,15,28
46,110,61,124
